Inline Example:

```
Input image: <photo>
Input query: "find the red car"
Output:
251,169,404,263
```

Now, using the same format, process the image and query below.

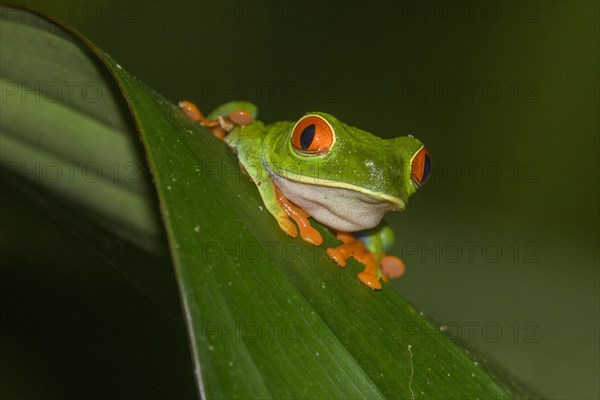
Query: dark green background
2,1,598,399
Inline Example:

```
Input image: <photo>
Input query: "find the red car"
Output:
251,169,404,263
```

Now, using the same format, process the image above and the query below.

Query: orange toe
381,255,406,279
179,100,202,121
300,226,323,246
228,109,253,126
327,237,362,267
327,247,348,267
357,272,382,290
278,217,298,238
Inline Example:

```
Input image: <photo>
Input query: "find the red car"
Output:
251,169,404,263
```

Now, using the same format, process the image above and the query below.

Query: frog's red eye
411,148,431,188
291,115,334,155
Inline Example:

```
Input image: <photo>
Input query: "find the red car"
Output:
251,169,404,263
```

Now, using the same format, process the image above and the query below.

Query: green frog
179,100,431,290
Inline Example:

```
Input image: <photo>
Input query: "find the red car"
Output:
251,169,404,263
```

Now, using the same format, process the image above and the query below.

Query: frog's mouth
268,170,405,232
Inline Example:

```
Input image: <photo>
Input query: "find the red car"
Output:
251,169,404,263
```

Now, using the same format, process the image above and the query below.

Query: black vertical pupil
422,154,431,182
300,124,316,150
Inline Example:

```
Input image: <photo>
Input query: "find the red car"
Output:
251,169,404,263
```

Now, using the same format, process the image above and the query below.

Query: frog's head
264,112,431,232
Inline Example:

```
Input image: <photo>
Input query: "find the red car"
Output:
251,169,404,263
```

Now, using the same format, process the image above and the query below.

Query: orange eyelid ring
410,147,432,188
291,115,335,155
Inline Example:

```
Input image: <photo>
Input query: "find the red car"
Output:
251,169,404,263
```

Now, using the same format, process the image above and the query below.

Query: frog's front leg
327,227,407,290
247,174,322,245
233,145,322,245
327,232,382,290
274,186,323,246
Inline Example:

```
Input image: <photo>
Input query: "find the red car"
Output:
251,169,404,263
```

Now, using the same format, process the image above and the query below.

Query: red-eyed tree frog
179,100,431,290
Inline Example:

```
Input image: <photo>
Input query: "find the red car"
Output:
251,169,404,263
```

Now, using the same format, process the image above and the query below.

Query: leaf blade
0,6,534,399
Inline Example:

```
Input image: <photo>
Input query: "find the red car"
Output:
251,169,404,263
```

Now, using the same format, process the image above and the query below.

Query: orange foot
274,185,323,246
178,100,253,141
327,232,382,290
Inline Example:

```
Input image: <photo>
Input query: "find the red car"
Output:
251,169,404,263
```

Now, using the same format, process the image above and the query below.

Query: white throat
270,173,400,232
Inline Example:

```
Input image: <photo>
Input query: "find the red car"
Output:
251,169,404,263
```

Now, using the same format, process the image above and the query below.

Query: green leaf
0,6,535,399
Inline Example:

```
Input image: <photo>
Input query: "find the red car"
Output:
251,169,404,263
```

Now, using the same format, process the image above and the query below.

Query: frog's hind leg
178,100,226,139
178,100,253,140
327,232,382,290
